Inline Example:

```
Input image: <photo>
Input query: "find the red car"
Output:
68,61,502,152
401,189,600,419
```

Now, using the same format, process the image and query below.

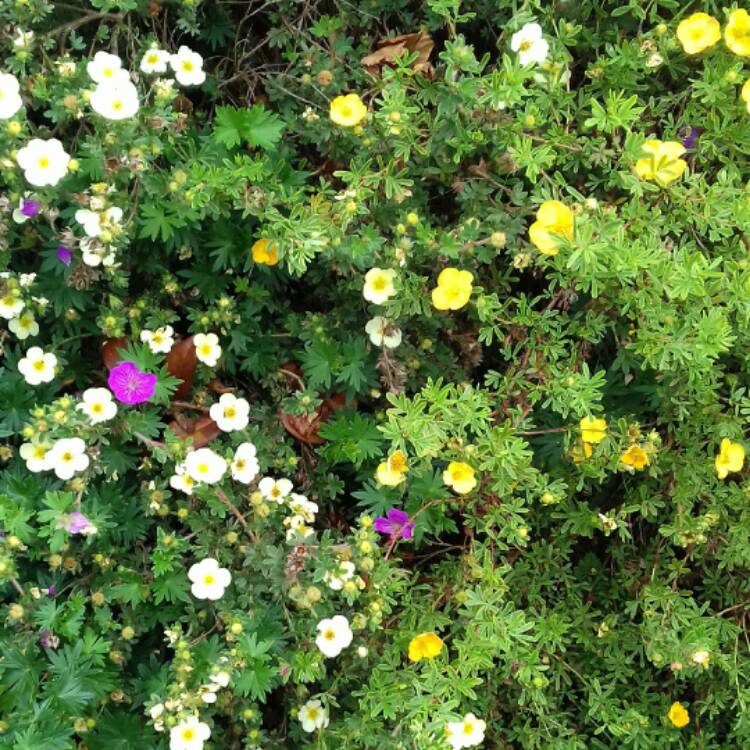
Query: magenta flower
56,245,72,265
21,198,41,218
59,511,97,536
108,361,157,405
373,507,414,540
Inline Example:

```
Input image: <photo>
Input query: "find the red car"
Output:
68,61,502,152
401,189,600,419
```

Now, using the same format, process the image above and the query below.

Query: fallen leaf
168,415,220,449
101,337,128,370
361,31,434,77
165,336,197,399
279,393,350,445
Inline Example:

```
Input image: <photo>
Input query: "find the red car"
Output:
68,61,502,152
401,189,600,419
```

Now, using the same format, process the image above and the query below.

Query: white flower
80,237,116,268
140,48,170,74
141,325,175,354
365,316,402,348
18,272,36,288
363,268,397,305
315,615,353,658
210,670,230,688
691,649,710,666
0,293,24,319
258,476,293,504
18,346,57,385
75,207,123,238
299,699,329,733
231,442,259,484
91,80,140,120
285,514,315,540
16,138,70,187
325,560,355,591
76,387,117,425
445,713,486,749
184,447,227,485
47,437,90,480
188,558,231,600
19,441,50,472
13,30,33,49
169,716,211,750
511,22,549,67
86,51,129,84
170,46,206,86
169,463,196,496
148,703,164,720
8,311,38,340
209,393,250,432
288,493,318,521
193,332,221,367
0,72,23,119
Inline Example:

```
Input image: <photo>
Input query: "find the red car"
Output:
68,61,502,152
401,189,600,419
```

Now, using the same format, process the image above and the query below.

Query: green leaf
213,104,284,151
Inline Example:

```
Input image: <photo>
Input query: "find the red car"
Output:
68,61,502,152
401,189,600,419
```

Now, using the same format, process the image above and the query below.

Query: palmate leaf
213,104,285,151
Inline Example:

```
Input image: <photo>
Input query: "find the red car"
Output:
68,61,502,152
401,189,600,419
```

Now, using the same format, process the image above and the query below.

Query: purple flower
47,584,57,597
38,629,60,649
373,507,414,541
679,126,701,150
20,198,40,218
56,245,72,265
108,360,157,405
64,511,96,535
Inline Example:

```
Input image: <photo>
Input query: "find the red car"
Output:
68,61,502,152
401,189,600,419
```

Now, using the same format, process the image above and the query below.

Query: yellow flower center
235,459,246,470
112,100,123,111
61,451,73,462
103,67,114,78
147,54,158,64
324,628,335,640
224,407,237,419
372,277,387,291
34,447,46,459
33,360,45,371
199,344,211,356
308,708,319,719
197,462,209,474
182,60,194,72
463,723,474,735
92,403,103,414
519,40,532,51
203,574,215,585
181,729,195,741
38,157,49,169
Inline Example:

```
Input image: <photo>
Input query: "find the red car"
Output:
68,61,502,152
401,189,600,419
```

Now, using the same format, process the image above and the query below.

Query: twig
215,487,258,543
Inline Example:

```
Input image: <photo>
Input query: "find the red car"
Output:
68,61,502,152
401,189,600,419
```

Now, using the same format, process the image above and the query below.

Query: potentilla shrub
2,1,750,749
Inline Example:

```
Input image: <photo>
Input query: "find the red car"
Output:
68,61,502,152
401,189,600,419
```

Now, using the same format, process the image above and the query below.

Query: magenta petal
108,361,157,405
67,511,92,534
373,517,394,536
386,508,409,526
401,522,415,540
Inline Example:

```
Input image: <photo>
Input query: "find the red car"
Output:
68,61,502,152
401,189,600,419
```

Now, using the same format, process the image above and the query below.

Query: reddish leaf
102,337,128,370
361,31,435,77
168,415,220,449
279,393,350,446
165,336,197,399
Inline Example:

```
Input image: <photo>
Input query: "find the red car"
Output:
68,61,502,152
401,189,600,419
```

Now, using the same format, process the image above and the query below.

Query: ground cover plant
3,1,750,748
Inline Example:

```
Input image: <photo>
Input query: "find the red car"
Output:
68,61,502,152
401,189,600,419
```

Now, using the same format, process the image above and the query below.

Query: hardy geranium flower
445,713,486,749
90,80,140,120
56,245,72,265
62,511,97,535
258,476,293,503
363,268,397,304
170,46,206,86
0,72,23,119
251,238,279,266
726,9,750,57
443,462,477,495
375,451,408,486
140,47,170,74
634,139,687,187
529,200,574,256
431,268,474,311
47,437,89,480
170,716,211,750
667,701,689,729
315,615,353,657
8,311,38,340
620,444,649,471
329,94,367,127
231,442,259,484
365,316,402,348
374,507,414,540
715,438,744,479
511,22,549,66
188,558,231,600
12,197,40,223
76,387,118,425
108,361,157,404
16,138,70,187
209,393,250,432
18,346,57,385
676,13,721,55
408,632,444,662
299,699,329,733
184,447,227,485
86,51,129,84
193,332,222,366
140,325,175,354
580,416,607,444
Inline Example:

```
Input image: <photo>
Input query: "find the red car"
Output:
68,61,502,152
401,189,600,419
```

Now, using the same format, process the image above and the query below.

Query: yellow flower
620,445,649,470
375,451,409,487
329,94,368,127
442,461,477,495
634,140,687,187
251,239,279,266
580,416,607,445
742,79,750,112
667,701,689,729
528,200,574,256
715,438,745,480
408,632,444,662
571,442,593,464
676,13,721,55
431,268,474,311
726,9,750,57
